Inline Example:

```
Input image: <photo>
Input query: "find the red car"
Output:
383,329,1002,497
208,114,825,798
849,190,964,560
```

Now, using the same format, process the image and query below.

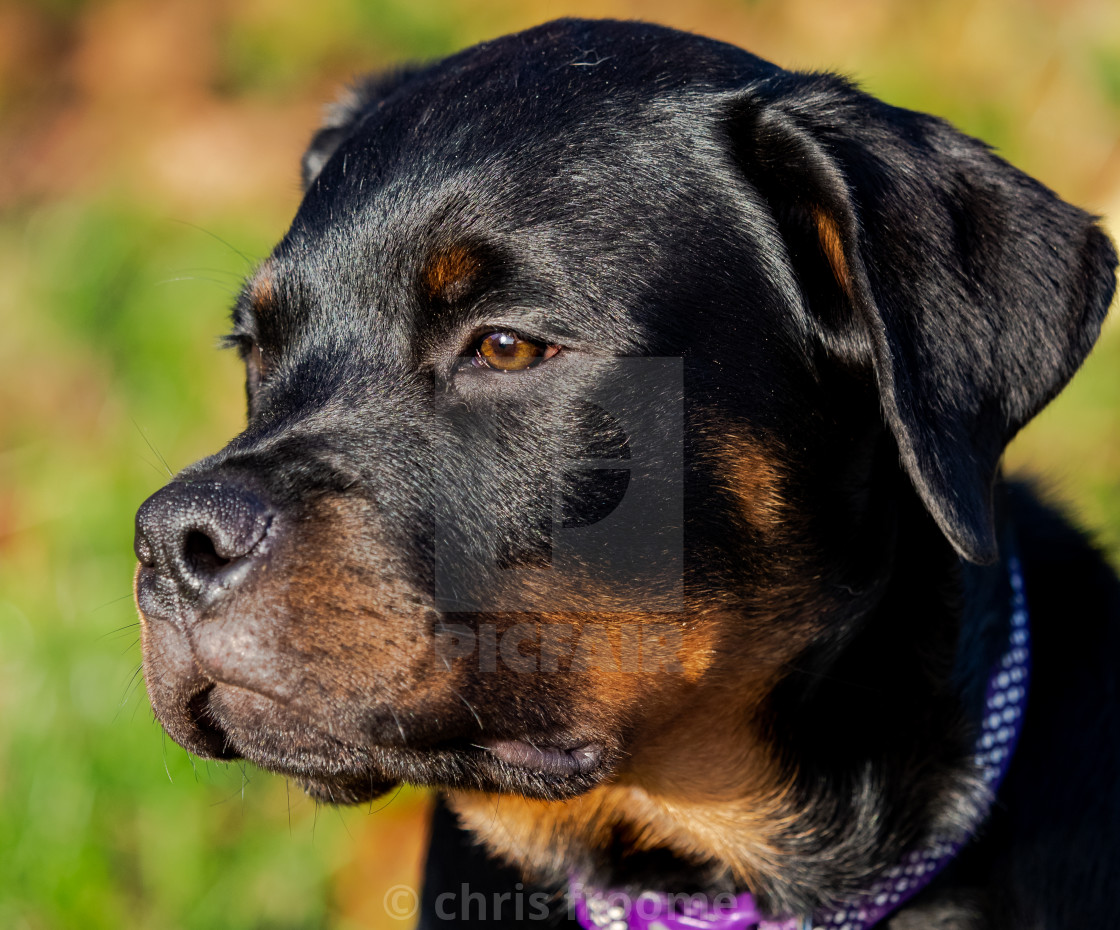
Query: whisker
139,455,170,478
115,663,145,718
154,275,240,296
367,783,404,815
450,687,484,730
286,779,293,836
131,418,173,478
168,219,255,268
388,705,407,743
99,620,140,644
162,731,173,784
94,596,140,616
334,804,354,841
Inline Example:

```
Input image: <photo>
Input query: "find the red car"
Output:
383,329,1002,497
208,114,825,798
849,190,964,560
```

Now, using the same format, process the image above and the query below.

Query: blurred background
0,0,1117,927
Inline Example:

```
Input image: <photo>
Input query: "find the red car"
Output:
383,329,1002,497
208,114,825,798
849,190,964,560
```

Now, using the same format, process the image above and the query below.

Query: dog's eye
238,339,268,419
474,331,559,372
245,341,265,390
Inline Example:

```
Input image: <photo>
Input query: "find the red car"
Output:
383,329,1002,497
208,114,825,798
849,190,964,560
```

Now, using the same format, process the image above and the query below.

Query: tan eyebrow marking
247,261,278,318
421,244,483,302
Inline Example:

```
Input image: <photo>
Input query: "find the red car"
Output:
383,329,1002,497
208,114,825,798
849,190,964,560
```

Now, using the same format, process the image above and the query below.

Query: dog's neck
447,496,1024,921
569,544,1029,929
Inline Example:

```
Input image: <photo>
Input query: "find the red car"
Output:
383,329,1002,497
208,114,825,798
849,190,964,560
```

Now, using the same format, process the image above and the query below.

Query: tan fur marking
707,429,788,534
811,206,853,299
448,699,798,888
447,624,804,888
422,244,481,301
248,261,277,317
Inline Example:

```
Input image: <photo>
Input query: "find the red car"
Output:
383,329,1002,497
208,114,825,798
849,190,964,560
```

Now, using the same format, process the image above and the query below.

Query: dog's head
135,17,1113,868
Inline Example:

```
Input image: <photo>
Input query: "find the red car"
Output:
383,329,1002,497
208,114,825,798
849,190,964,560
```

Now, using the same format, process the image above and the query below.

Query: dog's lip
183,682,239,759
478,737,603,776
164,679,612,797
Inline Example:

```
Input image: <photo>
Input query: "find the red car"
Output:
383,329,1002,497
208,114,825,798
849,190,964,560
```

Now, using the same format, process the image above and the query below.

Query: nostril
135,479,274,603
183,530,233,578
175,504,271,595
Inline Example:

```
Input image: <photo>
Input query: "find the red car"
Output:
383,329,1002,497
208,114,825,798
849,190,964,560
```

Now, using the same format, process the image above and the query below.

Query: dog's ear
729,74,1117,564
301,65,429,190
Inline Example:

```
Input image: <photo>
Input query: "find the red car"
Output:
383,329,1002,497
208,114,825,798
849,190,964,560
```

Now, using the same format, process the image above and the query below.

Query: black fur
134,19,1119,929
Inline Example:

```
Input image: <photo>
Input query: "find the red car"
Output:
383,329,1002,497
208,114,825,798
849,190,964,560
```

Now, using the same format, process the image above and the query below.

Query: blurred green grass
0,1,1117,928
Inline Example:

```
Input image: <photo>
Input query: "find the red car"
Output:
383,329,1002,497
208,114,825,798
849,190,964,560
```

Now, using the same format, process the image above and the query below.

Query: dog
134,18,1120,929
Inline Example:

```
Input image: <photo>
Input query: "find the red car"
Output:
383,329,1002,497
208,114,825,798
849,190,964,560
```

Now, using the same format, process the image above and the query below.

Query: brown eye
475,331,559,372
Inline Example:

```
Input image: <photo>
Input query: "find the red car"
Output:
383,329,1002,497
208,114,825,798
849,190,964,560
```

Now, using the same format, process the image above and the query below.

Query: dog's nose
135,480,273,603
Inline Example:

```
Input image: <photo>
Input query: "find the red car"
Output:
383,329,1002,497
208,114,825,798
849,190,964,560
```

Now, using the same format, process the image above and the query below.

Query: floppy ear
730,73,1117,564
301,65,429,190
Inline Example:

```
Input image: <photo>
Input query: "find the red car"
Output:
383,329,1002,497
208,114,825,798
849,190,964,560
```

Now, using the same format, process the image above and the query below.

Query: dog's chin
297,773,401,805
295,744,610,804
152,681,613,804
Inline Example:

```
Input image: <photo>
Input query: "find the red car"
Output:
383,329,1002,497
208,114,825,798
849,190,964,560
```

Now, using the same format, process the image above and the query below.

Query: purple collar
573,555,1031,930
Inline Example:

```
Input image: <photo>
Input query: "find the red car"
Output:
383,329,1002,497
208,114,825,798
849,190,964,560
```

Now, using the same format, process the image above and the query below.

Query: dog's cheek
708,435,790,538
439,446,837,884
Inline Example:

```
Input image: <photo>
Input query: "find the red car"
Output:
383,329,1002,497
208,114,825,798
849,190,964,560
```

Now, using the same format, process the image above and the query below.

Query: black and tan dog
134,19,1120,929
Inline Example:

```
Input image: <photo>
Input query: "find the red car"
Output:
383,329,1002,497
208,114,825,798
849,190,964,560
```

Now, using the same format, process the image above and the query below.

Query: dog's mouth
478,737,603,777
165,680,611,803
